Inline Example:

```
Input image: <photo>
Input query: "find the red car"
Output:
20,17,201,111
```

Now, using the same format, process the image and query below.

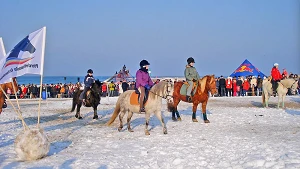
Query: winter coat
271,67,282,81
184,65,200,81
135,69,154,89
108,83,115,91
84,74,95,88
257,78,263,88
226,79,232,89
219,78,226,88
243,80,250,91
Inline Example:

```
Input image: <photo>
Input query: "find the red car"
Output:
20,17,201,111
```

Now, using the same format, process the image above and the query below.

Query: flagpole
11,79,21,110
0,86,28,131
37,27,46,128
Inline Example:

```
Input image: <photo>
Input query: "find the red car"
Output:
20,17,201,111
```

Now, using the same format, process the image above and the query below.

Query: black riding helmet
87,69,93,74
187,57,195,64
140,60,150,68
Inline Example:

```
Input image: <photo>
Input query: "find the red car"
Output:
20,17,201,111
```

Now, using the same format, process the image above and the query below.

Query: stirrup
139,107,145,113
186,96,192,102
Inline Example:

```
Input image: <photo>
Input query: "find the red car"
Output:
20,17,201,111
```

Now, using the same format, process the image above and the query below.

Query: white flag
0,37,6,58
0,27,46,84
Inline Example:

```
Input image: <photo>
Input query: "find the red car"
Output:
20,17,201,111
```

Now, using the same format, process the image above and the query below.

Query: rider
135,60,154,113
271,63,282,97
185,57,200,102
80,69,95,104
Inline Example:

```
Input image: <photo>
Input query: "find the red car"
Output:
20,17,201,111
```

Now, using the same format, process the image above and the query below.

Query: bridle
149,81,173,102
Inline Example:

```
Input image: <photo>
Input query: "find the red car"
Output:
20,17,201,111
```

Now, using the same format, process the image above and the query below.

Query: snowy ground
0,95,300,169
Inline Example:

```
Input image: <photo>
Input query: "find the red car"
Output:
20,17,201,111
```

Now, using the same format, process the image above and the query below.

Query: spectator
122,80,129,92
108,81,115,97
256,75,263,96
242,79,250,96
226,77,232,97
219,76,226,97
232,77,237,96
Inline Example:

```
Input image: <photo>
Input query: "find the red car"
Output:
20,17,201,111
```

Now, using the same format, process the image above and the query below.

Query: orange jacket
271,67,282,80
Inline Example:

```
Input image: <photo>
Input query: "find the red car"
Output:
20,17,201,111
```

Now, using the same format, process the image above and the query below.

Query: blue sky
0,0,299,77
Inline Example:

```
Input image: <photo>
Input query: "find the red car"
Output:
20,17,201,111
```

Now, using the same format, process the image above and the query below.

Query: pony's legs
277,94,281,109
93,106,98,119
201,101,210,123
75,103,82,119
145,112,151,135
118,111,126,132
192,103,199,122
282,94,286,108
127,111,134,132
154,111,167,134
172,99,181,121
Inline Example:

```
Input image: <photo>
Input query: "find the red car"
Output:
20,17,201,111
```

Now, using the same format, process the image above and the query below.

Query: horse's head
207,75,218,95
91,80,103,93
150,80,175,111
287,78,298,95
197,75,217,95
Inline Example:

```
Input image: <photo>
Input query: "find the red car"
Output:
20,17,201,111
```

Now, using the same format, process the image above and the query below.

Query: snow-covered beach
1,96,300,169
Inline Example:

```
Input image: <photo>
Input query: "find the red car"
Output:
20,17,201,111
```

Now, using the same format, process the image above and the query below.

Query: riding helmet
273,63,279,66
187,57,195,64
87,69,93,73
140,60,150,67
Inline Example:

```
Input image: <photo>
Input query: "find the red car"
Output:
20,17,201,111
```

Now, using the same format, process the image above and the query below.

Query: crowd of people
4,62,299,101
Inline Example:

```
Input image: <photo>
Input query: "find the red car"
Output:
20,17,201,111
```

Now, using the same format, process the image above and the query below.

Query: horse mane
149,80,168,99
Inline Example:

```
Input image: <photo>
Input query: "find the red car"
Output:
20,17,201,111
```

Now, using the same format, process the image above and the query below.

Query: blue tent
230,59,266,77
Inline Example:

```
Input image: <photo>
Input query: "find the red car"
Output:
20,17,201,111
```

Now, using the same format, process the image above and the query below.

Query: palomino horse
71,80,103,119
172,75,217,122
106,80,174,135
0,78,18,113
262,78,298,108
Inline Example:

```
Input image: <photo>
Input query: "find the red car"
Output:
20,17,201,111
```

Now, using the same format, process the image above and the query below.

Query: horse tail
106,99,121,126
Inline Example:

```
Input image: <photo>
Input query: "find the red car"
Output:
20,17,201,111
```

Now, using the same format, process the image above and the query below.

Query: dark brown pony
71,80,102,119
0,78,18,113
172,75,217,122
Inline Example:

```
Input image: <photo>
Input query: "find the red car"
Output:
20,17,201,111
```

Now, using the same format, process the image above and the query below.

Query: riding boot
139,87,146,113
186,96,192,102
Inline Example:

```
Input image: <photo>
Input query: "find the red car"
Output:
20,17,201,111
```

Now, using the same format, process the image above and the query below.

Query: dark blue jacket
84,74,95,88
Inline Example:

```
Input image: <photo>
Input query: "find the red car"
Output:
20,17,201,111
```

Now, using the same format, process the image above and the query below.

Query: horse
0,78,18,113
262,78,298,108
106,80,174,135
172,75,217,123
71,80,103,119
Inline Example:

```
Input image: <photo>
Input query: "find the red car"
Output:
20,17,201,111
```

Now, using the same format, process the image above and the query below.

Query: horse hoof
118,127,122,132
163,130,168,134
172,117,177,121
204,120,210,123
192,118,198,122
128,129,134,132
177,117,182,121
145,131,150,135
78,116,83,119
75,115,78,118
93,115,98,119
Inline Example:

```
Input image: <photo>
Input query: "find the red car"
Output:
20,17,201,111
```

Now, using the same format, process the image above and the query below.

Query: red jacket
243,81,250,91
226,79,232,89
271,67,282,80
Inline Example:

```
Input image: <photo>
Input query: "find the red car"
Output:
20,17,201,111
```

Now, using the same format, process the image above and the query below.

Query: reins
149,82,173,99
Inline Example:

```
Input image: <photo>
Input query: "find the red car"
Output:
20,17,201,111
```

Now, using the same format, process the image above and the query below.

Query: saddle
180,81,197,96
130,90,149,106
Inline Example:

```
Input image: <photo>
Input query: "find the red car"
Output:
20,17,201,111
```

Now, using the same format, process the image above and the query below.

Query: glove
192,79,197,82
144,84,151,90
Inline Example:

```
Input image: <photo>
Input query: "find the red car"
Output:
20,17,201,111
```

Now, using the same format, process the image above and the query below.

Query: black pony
71,80,103,119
